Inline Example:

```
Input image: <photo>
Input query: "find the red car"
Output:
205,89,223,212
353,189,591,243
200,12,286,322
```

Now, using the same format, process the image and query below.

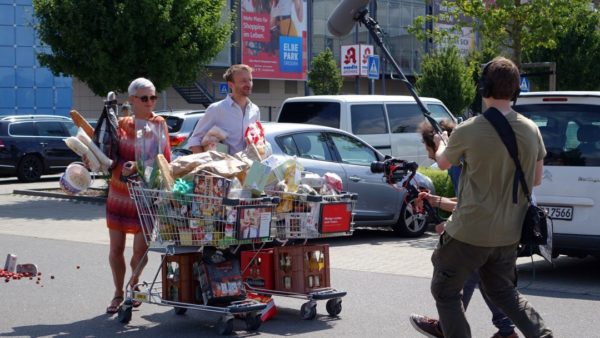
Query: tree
524,6,600,90
411,0,585,67
416,47,476,117
307,49,343,95
33,0,232,95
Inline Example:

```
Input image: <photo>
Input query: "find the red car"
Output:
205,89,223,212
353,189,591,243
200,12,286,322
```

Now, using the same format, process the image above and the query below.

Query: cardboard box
236,205,273,240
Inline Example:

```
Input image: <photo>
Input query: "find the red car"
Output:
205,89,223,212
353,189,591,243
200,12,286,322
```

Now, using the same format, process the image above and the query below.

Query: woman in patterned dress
105,78,171,314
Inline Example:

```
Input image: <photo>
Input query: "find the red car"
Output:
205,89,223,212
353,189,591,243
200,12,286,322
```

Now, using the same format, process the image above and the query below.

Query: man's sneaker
491,331,519,338
409,314,444,338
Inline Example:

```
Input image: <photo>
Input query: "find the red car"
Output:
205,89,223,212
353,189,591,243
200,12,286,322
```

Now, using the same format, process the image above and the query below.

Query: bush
419,167,455,198
419,167,456,220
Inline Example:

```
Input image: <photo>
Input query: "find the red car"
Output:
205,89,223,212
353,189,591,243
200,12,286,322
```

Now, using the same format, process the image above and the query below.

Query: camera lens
370,161,385,173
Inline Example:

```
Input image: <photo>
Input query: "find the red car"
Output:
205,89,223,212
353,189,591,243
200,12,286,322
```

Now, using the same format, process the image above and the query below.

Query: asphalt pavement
0,176,598,337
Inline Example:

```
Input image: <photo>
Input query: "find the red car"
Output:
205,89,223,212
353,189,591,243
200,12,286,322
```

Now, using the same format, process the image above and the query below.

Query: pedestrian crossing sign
367,55,380,80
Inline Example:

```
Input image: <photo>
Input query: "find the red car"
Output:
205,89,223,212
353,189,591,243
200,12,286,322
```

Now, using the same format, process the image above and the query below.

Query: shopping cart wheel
326,298,342,317
117,301,133,324
245,312,262,331
300,301,317,320
217,315,234,335
174,307,187,315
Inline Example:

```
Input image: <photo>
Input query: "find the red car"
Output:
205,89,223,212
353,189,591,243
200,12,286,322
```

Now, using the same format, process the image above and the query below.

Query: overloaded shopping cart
121,179,279,335
240,190,357,320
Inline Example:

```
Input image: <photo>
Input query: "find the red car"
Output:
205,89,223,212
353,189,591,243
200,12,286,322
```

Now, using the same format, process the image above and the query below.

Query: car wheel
17,155,43,182
392,197,428,237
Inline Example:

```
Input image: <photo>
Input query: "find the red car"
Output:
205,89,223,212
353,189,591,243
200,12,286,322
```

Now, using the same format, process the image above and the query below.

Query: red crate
273,244,330,294
241,249,275,290
161,253,202,303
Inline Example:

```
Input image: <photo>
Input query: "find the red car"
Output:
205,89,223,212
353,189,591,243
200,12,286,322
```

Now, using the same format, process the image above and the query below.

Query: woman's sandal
106,296,124,314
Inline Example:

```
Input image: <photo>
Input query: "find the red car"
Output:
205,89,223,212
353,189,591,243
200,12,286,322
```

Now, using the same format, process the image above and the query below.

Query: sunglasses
135,95,158,103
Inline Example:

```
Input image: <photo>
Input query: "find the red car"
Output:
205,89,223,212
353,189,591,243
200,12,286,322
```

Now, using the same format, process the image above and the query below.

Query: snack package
321,172,343,195
244,121,272,161
201,126,228,152
300,172,324,190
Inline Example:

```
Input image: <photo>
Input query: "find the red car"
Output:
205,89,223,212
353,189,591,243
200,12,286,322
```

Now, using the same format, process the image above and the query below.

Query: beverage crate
161,253,202,303
241,249,275,290
273,244,330,294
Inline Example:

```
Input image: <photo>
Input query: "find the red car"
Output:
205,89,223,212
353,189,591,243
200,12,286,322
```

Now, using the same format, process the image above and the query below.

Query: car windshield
516,103,600,166
161,116,184,133
278,102,341,128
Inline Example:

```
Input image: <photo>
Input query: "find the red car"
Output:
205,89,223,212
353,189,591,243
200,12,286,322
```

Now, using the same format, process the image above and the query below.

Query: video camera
370,156,419,185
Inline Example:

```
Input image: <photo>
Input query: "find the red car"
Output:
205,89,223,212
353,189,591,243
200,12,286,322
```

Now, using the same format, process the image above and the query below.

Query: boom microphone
327,0,370,37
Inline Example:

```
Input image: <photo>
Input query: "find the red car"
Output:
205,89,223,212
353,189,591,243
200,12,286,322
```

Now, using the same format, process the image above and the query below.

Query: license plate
540,205,573,221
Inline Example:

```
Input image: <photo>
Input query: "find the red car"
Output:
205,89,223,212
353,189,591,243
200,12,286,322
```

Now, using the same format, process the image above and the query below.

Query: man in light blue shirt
188,64,260,155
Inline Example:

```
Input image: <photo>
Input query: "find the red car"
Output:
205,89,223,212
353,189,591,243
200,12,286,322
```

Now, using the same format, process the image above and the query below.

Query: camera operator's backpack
93,92,119,170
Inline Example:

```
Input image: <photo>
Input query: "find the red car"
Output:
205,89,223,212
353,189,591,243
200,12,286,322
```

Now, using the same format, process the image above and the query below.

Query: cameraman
423,57,551,338
410,120,519,338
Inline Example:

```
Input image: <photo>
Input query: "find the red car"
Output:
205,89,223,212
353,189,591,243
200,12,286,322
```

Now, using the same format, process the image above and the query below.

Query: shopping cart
120,180,279,335
269,190,357,240
242,190,357,320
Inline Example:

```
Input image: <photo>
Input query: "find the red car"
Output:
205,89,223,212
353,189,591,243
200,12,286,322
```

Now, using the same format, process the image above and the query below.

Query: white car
515,91,600,258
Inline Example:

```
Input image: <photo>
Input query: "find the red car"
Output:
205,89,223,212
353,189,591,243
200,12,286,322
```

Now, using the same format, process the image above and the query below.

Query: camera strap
483,107,532,205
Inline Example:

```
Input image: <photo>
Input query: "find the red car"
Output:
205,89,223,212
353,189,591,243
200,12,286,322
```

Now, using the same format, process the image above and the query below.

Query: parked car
0,115,79,182
277,95,457,167
515,91,600,258
155,109,206,147
173,123,435,237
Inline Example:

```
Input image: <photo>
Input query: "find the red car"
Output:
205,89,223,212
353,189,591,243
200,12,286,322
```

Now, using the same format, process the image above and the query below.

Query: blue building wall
0,0,72,116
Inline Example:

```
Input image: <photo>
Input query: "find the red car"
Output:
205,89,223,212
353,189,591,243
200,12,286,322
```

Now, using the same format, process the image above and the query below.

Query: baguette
69,109,94,138
156,154,175,190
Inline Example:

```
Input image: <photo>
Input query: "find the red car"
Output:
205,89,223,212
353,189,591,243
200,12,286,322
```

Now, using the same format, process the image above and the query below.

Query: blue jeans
463,271,515,336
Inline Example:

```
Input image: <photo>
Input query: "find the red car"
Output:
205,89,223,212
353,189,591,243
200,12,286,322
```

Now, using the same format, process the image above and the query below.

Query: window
278,102,340,128
427,104,453,121
37,121,68,137
517,103,600,166
9,122,35,136
386,103,422,133
278,132,333,161
329,133,378,166
350,104,388,135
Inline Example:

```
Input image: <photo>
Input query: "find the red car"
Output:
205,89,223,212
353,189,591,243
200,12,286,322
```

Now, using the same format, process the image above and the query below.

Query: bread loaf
69,109,94,138
156,154,175,190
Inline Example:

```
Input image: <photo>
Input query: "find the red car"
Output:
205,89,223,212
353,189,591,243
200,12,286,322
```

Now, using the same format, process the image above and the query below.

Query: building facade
0,0,428,119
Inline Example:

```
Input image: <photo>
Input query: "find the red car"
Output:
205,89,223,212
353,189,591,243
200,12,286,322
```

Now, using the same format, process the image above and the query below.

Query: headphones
478,61,520,102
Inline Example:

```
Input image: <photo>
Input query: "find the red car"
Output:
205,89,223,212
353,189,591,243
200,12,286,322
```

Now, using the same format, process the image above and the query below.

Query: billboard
241,0,307,80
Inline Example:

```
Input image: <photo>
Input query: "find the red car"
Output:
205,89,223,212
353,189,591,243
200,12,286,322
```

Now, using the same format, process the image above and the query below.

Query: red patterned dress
106,115,171,234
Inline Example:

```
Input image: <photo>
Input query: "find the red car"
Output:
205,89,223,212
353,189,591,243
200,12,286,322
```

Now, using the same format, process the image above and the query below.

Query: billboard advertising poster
241,0,307,80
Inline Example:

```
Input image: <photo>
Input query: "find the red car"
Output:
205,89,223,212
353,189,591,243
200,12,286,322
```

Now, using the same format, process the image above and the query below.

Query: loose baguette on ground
69,109,94,138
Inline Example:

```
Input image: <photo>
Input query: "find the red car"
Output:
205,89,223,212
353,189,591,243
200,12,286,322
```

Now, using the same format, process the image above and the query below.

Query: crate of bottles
161,253,202,303
273,244,330,294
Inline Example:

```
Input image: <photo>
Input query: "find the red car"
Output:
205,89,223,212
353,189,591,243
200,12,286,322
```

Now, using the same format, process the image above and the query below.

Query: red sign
319,203,352,233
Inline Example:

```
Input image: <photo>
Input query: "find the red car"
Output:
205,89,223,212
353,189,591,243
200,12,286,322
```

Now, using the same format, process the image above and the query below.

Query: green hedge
419,167,456,198
419,167,456,220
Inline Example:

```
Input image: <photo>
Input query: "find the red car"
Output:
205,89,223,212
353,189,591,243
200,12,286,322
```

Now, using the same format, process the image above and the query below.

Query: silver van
277,95,457,166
